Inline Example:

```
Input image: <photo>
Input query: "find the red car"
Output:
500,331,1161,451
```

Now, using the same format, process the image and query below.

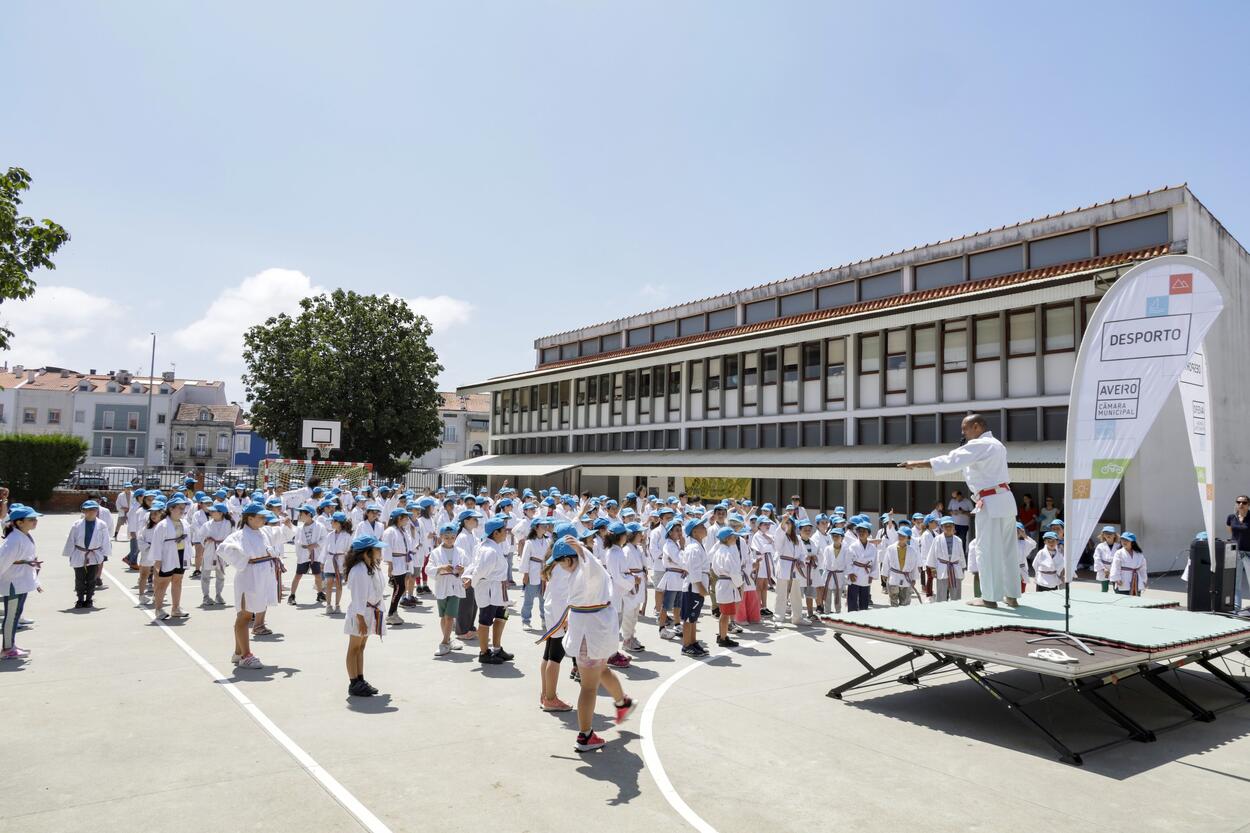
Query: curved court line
640,631,803,833
104,568,393,833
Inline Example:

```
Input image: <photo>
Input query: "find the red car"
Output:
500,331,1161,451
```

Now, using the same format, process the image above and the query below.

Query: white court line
103,568,392,833
639,631,803,833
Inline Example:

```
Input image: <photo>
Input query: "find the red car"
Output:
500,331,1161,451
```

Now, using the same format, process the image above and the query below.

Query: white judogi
151,516,192,574
1032,546,1064,589
343,561,386,637
470,538,510,608
882,543,921,605
218,526,281,612
1093,541,1116,583
562,547,618,661
844,537,879,587
821,539,848,613
772,536,806,624
62,518,111,568
294,521,326,566
711,540,745,605
429,543,467,600
926,533,966,601
1110,548,1149,594
929,430,1016,603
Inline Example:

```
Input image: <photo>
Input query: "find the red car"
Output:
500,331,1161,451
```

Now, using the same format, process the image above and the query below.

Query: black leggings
388,575,406,615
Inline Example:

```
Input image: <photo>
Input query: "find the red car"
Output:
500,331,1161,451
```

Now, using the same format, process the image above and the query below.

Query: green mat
827,589,1250,650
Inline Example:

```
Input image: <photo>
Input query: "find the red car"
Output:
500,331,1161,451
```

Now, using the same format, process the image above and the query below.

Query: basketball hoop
314,442,331,459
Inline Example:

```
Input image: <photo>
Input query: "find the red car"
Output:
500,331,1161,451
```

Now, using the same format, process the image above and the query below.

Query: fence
57,465,476,494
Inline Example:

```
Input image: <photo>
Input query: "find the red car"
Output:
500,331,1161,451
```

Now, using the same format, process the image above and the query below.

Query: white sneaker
449,639,463,650
231,653,241,666
386,613,403,626
237,654,264,669
659,626,677,640
172,608,190,619
215,594,226,606
202,595,213,606
799,616,813,626
435,643,451,656
154,608,169,621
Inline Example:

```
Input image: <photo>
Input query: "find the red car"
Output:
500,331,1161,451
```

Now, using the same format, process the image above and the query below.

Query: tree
0,434,89,502
242,290,445,478
0,167,71,350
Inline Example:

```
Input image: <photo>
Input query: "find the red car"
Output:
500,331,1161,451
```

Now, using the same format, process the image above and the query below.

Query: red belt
977,483,1011,498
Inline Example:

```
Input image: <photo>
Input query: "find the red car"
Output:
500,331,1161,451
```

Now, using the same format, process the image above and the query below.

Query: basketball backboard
301,418,342,451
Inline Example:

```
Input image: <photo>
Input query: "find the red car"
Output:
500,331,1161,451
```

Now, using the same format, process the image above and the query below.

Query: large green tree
1,167,71,350
242,289,444,478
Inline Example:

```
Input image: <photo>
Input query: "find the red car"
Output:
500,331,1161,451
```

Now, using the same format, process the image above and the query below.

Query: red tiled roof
174,403,241,423
524,244,1168,375
440,392,491,413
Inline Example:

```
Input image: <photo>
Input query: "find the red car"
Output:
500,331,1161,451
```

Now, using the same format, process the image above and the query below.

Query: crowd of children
0,478,1154,749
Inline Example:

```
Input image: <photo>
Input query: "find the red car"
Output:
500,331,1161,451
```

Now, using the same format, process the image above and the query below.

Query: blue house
233,422,279,467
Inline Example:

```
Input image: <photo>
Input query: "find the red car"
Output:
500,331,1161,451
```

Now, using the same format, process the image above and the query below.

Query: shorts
717,600,740,619
542,635,566,663
437,596,461,617
296,561,322,575
662,589,683,611
679,589,704,623
803,585,818,598
478,604,507,626
158,567,185,578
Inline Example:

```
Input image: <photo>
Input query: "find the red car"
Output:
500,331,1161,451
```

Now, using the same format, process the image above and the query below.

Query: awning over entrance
438,442,1065,483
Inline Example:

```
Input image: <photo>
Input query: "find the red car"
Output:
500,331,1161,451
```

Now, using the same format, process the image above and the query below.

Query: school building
453,186,1250,570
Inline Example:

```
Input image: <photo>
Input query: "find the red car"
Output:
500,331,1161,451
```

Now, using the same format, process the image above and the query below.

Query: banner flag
1178,344,1216,555
1063,256,1225,579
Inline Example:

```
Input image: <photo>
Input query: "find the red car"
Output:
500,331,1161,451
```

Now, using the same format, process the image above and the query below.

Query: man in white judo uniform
899,413,1018,608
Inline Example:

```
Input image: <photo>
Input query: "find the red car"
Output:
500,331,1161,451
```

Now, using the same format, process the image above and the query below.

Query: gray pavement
2,512,1248,833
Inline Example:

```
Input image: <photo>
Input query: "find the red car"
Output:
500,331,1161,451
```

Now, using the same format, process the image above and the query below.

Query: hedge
0,433,89,503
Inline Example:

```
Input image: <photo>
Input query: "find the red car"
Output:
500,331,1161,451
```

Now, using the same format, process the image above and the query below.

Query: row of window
172,432,232,453
536,213,1168,367
2,407,170,429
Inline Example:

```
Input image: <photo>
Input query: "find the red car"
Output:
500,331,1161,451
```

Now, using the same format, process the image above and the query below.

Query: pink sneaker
540,697,573,712
575,731,606,753
1,647,29,660
607,652,631,669
614,696,638,725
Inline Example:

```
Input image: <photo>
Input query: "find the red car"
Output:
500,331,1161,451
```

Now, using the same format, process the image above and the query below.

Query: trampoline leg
1075,683,1159,740
898,655,956,686
828,639,926,699
1141,670,1215,723
1195,658,1250,702
953,658,1083,766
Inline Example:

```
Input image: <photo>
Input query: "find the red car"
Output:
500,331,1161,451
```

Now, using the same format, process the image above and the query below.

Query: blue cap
214,488,229,499
553,522,577,540
1042,531,1058,541
311,487,324,496
1016,521,1025,530
122,481,133,488
211,502,230,514
439,523,459,536
456,509,481,522
366,503,383,512
658,506,675,517
830,527,845,537
545,540,577,565
298,504,315,515
716,527,737,541
625,492,637,500
265,497,283,507
607,521,627,535
542,497,556,507
331,511,348,523
9,506,41,521
797,519,812,528
484,517,508,536
578,526,597,540
497,498,513,508
939,516,955,526
166,495,189,507
815,513,830,523
318,499,335,509
389,508,410,519
683,518,706,537
1121,531,1137,542
263,511,279,523
1049,519,1064,528
625,522,643,534
758,516,774,525
855,521,872,531
911,512,925,520
351,535,382,551
133,489,146,498
898,526,913,538
665,518,683,534
592,518,611,530
81,500,100,510
1101,525,1117,535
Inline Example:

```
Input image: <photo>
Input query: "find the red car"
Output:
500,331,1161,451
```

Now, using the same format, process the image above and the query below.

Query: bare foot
1003,597,1019,608
967,598,998,608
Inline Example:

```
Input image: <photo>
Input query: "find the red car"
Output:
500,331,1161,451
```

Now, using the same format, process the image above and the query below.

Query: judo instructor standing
898,413,1019,609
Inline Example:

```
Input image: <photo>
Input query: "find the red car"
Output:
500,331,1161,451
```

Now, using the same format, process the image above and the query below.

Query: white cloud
0,285,131,367
396,294,474,331
170,267,327,355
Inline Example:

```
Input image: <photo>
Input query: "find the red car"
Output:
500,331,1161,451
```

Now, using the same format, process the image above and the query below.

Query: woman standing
343,534,386,697
543,536,637,752
1226,496,1250,609
1,506,42,660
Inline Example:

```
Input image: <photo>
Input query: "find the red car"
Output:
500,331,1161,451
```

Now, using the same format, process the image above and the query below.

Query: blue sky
2,2,1248,401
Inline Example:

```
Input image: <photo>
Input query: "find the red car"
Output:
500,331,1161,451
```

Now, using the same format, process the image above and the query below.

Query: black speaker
1187,538,1238,613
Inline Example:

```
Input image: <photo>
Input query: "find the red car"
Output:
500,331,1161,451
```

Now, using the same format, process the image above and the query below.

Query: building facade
455,186,1250,570
411,393,491,471
232,422,279,468
169,403,241,474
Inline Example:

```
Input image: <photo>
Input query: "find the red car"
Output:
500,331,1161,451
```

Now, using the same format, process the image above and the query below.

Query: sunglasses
1238,500,1249,505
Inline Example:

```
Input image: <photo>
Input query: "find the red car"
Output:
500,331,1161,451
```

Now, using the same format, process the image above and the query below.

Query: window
637,370,650,400
666,428,679,449
102,410,115,429
653,321,677,342
857,418,880,445
622,431,635,450
724,355,739,390
127,411,140,430
1044,305,1075,353
47,409,61,425
859,334,881,373
859,271,902,301
825,338,846,401
667,365,681,395
883,415,907,445
74,410,85,423
628,326,651,347
705,426,721,450
1097,213,1168,256
761,423,778,448
802,421,821,447
708,308,736,331
22,408,37,424
579,338,599,357
1043,406,1068,440
824,420,845,446
155,440,165,451
126,437,138,456
236,434,251,454
941,412,966,442
198,409,211,421
102,436,113,455
942,320,968,370
723,425,739,449
1008,310,1036,356
912,414,937,444
1030,230,1090,268
782,346,800,383
442,422,458,442
780,422,799,448
818,282,855,309
707,358,722,393
689,361,704,394
216,433,229,452
913,325,936,368
576,378,587,407
624,370,636,401
741,424,758,449
885,329,907,392
679,314,705,336
266,440,279,455
780,290,814,317
743,353,758,405
762,350,778,385
974,316,1001,360
1007,408,1038,441
560,343,578,360
969,245,1023,281
174,432,186,451
744,299,776,325
599,374,611,404
541,347,558,364
915,258,963,290
802,343,820,381
600,333,621,352
157,413,166,425
195,433,208,453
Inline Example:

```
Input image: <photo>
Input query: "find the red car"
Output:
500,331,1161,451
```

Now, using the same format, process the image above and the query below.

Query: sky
2,2,1249,404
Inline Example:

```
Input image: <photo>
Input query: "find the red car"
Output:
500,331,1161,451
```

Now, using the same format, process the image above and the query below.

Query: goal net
260,458,374,490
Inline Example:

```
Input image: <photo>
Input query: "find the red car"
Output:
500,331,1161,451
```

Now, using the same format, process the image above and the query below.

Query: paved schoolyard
3,512,1248,833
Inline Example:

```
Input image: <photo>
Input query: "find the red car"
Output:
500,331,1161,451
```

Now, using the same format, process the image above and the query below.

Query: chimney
13,364,23,374
27,370,37,383
89,369,96,375
60,368,70,378
108,370,115,378
162,371,176,382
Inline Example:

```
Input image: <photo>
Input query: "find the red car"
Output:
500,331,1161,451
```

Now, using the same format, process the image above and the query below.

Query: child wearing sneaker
217,503,281,669
710,526,744,648
471,516,513,664
343,534,386,697
1,506,42,660
320,512,353,615
382,509,415,625
537,525,574,712
197,502,234,606
429,523,466,655
679,518,711,658
151,495,193,621
519,517,550,629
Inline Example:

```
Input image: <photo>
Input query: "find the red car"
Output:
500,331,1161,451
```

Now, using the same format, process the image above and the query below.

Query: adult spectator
948,489,973,542
1039,495,1061,529
1018,494,1040,538
1227,495,1250,611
